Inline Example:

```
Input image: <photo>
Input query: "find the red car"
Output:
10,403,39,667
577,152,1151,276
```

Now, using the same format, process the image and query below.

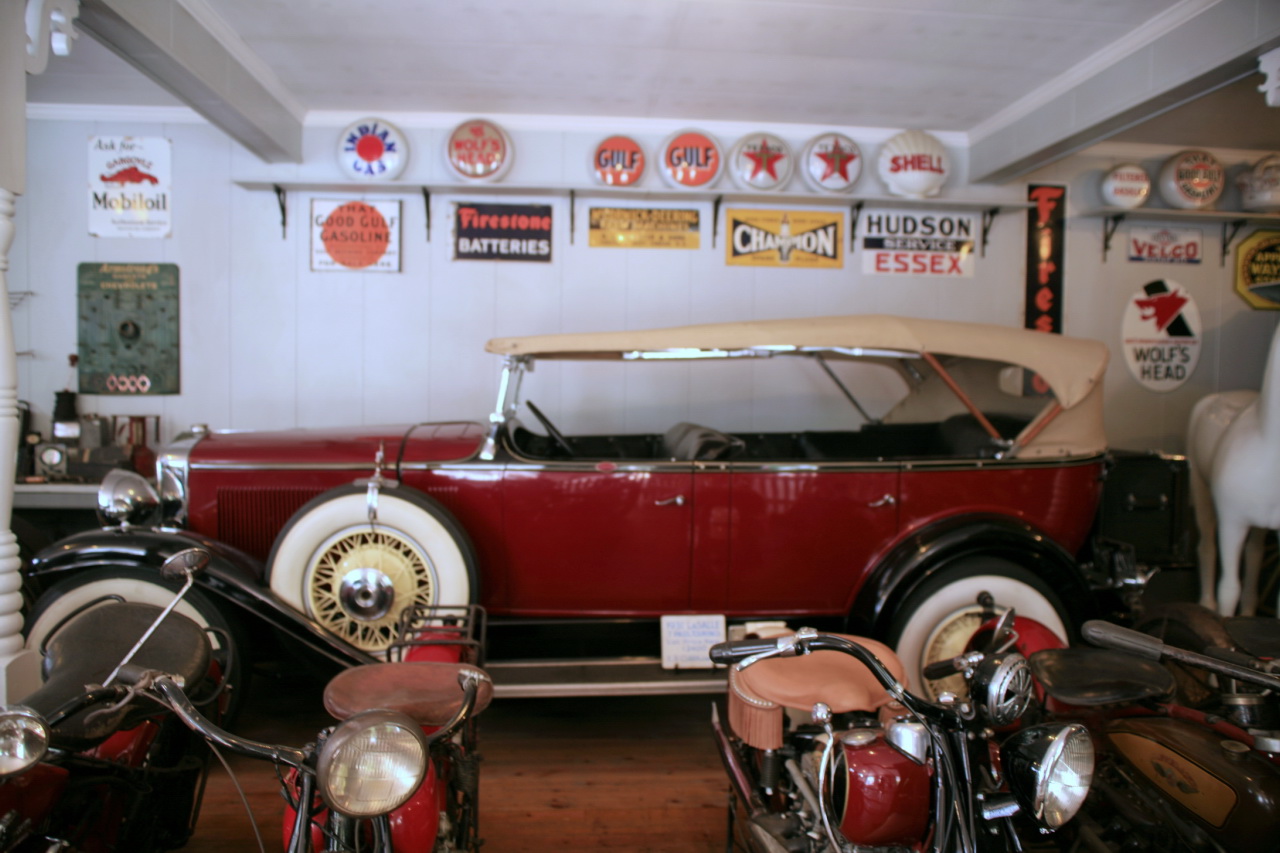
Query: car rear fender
28,527,375,668
851,513,1093,638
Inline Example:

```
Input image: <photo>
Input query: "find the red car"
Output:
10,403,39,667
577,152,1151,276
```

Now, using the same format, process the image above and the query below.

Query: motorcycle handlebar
707,637,786,666
151,675,309,768
1083,619,1280,693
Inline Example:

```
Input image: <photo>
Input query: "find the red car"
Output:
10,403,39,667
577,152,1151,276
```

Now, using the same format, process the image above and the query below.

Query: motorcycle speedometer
1002,722,1094,829
316,709,428,818
0,707,49,778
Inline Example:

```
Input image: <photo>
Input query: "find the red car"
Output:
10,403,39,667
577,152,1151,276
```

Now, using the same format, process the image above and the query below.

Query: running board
486,657,726,698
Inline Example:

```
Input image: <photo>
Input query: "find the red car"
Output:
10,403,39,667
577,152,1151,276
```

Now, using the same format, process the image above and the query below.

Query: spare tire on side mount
267,484,477,655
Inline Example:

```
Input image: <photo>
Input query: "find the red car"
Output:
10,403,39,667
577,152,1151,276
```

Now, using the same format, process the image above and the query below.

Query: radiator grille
216,487,326,561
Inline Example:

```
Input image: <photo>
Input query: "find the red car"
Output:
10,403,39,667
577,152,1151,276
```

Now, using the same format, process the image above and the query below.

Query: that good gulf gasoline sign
311,199,401,272
89,136,171,238
861,210,975,277
726,209,841,268
1121,279,1201,392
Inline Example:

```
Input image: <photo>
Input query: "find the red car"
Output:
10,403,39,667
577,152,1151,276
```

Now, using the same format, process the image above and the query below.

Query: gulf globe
877,130,949,198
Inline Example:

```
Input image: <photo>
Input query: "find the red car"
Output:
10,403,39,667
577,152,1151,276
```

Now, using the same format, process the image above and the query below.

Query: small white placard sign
660,614,726,670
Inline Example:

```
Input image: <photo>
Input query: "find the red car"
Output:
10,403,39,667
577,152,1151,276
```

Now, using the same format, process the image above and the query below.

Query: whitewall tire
887,559,1068,699
268,486,474,654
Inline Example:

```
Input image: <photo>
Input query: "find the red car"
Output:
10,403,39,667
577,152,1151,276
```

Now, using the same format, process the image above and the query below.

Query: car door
500,460,694,614
722,463,901,613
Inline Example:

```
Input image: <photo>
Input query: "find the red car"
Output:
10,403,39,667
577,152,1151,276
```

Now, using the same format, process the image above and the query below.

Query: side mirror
160,547,211,581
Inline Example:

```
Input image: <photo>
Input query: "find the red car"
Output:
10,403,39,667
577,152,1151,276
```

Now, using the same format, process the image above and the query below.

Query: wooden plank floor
184,671,729,852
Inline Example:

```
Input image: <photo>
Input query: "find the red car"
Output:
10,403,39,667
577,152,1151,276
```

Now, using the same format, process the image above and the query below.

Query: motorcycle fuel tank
830,728,931,847
1107,717,1280,853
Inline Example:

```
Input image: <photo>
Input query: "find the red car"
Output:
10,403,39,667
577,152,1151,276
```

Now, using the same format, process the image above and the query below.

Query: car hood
186,421,487,468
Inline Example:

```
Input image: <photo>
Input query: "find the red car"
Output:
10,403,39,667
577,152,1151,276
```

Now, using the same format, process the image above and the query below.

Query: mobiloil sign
89,136,171,238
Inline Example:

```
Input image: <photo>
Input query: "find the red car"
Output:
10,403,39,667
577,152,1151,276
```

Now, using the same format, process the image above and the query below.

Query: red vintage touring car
24,315,1186,700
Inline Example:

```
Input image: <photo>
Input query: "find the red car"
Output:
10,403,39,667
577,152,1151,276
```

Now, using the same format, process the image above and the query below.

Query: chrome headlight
971,653,1033,727
316,710,427,818
97,469,161,526
0,707,49,778
1001,722,1094,829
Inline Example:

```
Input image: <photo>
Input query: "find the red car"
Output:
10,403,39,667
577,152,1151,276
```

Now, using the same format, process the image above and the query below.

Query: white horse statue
1187,322,1280,616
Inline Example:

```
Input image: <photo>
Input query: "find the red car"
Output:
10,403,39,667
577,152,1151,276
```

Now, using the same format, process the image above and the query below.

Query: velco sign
861,210,974,277
89,136,171,238
454,202,552,262
1128,226,1202,265
1121,279,1201,392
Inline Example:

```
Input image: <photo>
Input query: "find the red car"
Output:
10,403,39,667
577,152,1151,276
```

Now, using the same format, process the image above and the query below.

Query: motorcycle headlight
0,707,49,778
316,710,427,818
1001,723,1094,829
97,469,161,526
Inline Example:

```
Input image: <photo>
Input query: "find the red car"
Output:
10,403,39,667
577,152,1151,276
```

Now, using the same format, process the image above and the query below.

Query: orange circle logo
592,135,645,186
660,130,721,188
320,201,390,269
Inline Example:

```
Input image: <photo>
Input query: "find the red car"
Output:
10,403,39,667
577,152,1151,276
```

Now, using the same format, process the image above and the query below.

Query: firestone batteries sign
89,136,171,238
1121,279,1201,392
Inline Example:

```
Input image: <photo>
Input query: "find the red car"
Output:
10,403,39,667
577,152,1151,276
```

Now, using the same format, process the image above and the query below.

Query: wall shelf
237,179,1032,251
1080,206,1280,265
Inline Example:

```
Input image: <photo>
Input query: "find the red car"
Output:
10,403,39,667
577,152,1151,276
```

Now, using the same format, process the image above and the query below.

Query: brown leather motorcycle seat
728,633,905,750
1029,647,1174,707
324,661,493,727
23,602,212,750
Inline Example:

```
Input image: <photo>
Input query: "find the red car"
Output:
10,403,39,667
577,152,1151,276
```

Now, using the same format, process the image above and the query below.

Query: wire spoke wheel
306,526,436,652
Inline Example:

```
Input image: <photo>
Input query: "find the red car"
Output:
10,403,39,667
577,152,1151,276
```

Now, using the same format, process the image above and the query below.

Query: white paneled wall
12,113,1278,454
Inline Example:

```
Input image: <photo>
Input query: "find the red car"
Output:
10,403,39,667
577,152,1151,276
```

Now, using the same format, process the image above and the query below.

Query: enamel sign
1128,226,1202,265
1122,279,1201,392
659,129,722,189
89,136,171,238
800,132,861,193
453,202,552,262
591,136,645,186
588,207,699,249
337,118,408,181
861,210,975,277
728,133,793,191
311,199,401,272
445,119,514,181
726,209,841,268
1235,230,1280,309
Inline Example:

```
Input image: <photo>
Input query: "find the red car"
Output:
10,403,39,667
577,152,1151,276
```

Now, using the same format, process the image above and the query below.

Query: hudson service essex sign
861,210,975,277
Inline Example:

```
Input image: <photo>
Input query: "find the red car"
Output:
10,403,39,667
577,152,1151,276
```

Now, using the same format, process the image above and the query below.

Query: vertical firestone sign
1025,184,1066,394
88,137,171,238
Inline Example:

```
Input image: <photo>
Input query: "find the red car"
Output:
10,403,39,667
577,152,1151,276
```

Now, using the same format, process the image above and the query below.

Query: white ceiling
24,0,1280,178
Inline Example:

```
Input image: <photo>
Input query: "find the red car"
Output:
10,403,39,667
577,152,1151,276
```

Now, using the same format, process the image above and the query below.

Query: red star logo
745,138,785,180
817,138,857,181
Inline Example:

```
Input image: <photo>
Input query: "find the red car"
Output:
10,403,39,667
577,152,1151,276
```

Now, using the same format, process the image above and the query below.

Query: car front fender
28,527,376,669
851,513,1093,638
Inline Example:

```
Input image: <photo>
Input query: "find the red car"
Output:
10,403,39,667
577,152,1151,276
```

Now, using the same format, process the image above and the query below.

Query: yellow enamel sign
588,207,700,249
725,209,842,268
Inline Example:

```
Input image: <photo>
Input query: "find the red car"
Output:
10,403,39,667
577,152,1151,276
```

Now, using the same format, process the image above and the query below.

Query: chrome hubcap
338,567,396,621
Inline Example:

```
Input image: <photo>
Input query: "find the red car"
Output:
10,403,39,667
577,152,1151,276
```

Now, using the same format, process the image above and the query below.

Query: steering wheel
525,401,575,457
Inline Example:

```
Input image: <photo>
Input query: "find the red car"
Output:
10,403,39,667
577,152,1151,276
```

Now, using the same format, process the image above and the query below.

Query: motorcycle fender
28,527,375,669
1107,716,1280,851
850,514,1090,636
0,761,69,832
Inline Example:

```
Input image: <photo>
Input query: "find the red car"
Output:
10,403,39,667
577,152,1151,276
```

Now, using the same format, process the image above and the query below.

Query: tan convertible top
487,314,1108,411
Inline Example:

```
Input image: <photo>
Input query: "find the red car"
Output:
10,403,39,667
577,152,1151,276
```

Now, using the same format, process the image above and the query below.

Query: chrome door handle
655,495,686,507
867,494,895,508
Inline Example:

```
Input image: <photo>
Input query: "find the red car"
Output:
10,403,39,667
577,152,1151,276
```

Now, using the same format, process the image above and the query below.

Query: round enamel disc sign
591,135,645,186
729,133,793,191
659,129,722,189
1100,164,1150,209
337,118,408,181
1157,150,1224,209
445,119,514,181
801,133,861,193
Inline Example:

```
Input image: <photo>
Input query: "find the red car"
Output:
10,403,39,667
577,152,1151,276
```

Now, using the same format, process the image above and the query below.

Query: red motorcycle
0,548,227,851
157,597,492,852
710,623,1096,852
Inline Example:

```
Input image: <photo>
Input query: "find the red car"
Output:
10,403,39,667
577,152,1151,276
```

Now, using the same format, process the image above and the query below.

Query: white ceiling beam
74,0,303,163
970,0,1280,184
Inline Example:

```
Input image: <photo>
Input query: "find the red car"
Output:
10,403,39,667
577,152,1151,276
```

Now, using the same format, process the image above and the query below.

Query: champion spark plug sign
311,200,401,272
726,210,841,268
89,136,171,238
1122,279,1201,392
861,210,975,277
454,202,552,262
